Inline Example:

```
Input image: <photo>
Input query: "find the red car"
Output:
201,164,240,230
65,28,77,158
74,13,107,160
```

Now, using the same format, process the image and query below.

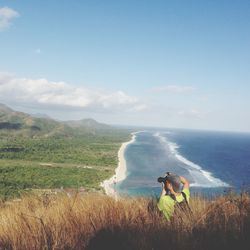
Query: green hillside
0,103,125,138
0,103,132,200
0,103,71,138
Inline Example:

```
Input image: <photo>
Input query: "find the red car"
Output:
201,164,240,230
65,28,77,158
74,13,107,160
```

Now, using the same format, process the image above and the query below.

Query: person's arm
160,182,166,197
179,175,190,189
166,182,179,196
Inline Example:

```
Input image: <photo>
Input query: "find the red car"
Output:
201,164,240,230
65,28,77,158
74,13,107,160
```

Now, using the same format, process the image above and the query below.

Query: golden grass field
0,192,249,250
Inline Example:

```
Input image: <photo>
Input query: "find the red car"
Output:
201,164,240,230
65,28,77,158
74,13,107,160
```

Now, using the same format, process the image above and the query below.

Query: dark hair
157,172,182,192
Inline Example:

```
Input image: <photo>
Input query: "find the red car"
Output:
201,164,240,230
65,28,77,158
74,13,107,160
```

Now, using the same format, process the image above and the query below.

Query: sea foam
154,132,229,188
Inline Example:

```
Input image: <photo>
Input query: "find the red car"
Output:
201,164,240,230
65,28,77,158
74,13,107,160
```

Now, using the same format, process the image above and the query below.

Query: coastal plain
0,103,131,200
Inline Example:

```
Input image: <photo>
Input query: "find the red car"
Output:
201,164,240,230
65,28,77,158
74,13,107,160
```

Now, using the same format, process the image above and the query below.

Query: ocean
115,129,250,198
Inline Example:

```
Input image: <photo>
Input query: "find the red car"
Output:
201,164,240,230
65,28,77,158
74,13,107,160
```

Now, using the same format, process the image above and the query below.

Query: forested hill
0,103,118,138
0,103,131,200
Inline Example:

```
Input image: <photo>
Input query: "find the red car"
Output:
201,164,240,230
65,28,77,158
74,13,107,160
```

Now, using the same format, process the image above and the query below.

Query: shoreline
100,131,139,197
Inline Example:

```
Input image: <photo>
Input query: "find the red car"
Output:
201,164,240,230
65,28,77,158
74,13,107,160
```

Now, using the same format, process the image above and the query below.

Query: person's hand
160,182,166,196
180,176,190,189
166,182,174,193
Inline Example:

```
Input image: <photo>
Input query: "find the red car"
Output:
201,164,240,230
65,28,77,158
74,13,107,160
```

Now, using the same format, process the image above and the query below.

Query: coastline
100,131,139,197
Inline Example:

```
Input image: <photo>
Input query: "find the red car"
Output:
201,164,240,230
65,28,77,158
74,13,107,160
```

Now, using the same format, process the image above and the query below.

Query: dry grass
0,192,249,250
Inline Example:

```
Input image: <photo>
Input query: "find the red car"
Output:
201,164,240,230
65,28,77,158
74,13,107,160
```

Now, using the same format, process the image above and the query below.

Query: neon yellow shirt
157,188,190,221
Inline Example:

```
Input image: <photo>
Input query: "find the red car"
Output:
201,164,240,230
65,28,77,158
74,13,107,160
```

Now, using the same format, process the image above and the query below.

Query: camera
157,176,168,184
157,172,182,192
157,172,171,184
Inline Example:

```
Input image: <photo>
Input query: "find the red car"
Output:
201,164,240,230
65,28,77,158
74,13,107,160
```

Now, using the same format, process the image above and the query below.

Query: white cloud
152,85,195,93
129,104,147,112
0,72,13,84
0,72,144,113
0,7,19,31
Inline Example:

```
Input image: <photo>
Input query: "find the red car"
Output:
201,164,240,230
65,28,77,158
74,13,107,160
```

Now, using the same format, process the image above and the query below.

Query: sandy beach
100,132,139,197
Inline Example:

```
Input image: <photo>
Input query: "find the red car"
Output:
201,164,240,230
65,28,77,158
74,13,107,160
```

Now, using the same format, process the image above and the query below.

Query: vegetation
0,132,130,200
0,192,249,250
0,159,114,200
0,103,132,200
0,135,129,164
0,104,249,249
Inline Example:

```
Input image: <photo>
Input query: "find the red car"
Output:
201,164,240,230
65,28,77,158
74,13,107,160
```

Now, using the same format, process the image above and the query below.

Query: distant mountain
65,118,111,129
63,118,112,135
0,103,14,113
0,103,112,138
31,113,53,119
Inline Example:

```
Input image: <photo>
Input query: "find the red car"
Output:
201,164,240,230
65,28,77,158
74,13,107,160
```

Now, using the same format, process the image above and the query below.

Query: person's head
157,172,182,192
166,174,182,192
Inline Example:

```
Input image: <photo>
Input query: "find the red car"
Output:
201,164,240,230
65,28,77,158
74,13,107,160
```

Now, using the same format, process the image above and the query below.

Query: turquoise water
115,129,250,198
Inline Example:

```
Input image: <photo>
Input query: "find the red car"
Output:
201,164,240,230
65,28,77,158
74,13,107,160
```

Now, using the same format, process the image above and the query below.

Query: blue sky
0,0,250,132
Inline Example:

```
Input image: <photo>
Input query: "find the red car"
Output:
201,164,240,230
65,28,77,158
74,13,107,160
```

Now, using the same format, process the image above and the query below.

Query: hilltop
0,192,249,250
0,103,116,138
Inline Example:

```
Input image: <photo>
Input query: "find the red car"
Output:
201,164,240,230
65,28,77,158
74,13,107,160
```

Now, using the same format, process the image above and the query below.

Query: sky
0,0,250,132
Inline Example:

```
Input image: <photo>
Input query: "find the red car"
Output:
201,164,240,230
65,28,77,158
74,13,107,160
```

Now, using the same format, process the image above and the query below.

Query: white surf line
154,132,230,187
100,131,144,198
